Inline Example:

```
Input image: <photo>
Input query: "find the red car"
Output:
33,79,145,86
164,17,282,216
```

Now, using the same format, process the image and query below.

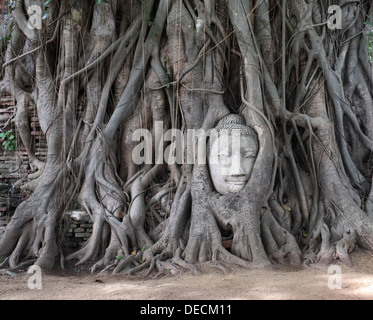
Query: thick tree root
1,0,373,276
261,212,303,266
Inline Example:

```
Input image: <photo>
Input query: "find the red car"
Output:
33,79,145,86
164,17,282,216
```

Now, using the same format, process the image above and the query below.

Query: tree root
20,163,45,193
2,0,373,276
303,220,357,268
261,211,303,266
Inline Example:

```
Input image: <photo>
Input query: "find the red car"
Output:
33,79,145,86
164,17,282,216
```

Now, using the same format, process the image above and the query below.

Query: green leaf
302,230,309,238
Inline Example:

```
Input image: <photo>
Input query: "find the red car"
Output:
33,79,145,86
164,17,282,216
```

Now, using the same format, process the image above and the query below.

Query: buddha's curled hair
207,114,259,155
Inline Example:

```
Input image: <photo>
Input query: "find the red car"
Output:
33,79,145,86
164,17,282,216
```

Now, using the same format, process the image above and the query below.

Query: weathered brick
75,232,91,238
80,223,93,228
66,210,92,222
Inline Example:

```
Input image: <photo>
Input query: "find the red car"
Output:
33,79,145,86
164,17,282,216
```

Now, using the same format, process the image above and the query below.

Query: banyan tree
0,0,373,276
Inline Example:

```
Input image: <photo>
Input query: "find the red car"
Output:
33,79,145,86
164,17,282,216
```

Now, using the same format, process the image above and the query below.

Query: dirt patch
1,249,373,300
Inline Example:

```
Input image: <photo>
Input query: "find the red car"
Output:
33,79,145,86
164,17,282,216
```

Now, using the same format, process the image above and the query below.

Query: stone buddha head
207,114,259,195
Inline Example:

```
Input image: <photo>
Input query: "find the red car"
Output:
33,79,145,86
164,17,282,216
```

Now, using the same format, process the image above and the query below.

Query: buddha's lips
224,178,247,184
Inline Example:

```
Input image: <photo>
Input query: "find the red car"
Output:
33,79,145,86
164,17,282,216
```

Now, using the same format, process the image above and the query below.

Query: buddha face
208,130,258,195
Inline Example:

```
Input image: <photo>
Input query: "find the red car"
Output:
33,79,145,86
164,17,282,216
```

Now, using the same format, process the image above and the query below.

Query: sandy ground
1,249,373,300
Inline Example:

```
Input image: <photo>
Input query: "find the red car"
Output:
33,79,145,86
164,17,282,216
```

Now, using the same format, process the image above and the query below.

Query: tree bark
0,0,372,275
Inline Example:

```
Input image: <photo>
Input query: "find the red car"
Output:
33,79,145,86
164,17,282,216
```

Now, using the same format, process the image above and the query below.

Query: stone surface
66,210,92,222
208,114,259,195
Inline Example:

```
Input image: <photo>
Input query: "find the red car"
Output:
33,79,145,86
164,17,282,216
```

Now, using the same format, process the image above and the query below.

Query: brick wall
0,95,47,180
0,97,93,248
0,211,93,248
0,95,47,216
64,211,93,249
0,94,50,242
0,0,8,24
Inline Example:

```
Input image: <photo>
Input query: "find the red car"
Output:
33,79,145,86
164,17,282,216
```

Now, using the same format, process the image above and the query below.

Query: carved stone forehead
207,114,259,154
214,114,256,135
216,114,247,127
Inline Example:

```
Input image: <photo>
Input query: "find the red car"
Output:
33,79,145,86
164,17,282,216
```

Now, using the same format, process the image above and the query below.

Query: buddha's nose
229,156,245,175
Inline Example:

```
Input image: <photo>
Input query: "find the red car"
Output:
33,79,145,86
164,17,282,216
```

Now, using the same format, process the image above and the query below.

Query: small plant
5,25,13,47
0,129,17,151
1,24,14,56
162,72,172,88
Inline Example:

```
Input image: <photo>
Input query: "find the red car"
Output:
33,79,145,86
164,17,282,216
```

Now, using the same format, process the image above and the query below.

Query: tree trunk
0,0,373,276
